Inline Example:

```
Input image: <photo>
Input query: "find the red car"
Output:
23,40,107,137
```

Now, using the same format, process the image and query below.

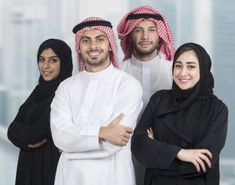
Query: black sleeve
7,103,51,149
7,120,32,151
131,93,181,169
141,101,228,178
167,101,228,177
195,102,228,167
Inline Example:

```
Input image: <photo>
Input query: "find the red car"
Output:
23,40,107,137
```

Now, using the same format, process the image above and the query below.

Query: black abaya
7,38,73,185
8,93,60,185
131,43,228,185
132,90,228,185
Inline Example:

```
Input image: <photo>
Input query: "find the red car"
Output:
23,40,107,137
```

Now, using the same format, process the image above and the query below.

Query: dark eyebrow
175,61,197,64
134,25,156,29
174,61,182,64
133,26,143,30
39,56,58,58
80,36,91,40
81,34,107,40
186,61,197,64
96,35,107,39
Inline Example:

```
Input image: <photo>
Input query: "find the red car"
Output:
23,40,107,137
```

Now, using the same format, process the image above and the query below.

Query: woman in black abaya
7,39,73,185
131,43,228,185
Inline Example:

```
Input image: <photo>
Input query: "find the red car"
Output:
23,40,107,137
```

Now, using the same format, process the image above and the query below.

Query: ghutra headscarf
117,6,174,61
73,17,119,71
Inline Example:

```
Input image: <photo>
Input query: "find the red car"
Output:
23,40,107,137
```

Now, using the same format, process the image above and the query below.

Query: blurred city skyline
0,0,235,184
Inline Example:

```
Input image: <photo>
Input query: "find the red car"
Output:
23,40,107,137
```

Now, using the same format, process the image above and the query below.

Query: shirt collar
83,63,115,80
130,52,165,67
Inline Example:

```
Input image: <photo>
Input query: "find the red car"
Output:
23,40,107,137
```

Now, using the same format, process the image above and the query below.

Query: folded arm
132,95,228,177
63,80,143,159
8,103,51,150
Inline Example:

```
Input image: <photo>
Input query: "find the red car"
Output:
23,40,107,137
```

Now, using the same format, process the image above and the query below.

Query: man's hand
99,113,132,146
176,149,212,173
28,138,48,148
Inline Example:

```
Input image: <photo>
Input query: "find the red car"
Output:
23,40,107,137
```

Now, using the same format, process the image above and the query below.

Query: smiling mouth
179,79,190,84
89,52,100,55
139,42,152,45
43,71,52,76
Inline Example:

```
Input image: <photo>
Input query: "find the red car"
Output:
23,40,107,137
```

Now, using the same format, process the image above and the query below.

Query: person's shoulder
151,89,171,100
120,59,132,70
153,89,171,97
159,52,173,64
146,89,171,108
57,73,81,89
211,96,228,113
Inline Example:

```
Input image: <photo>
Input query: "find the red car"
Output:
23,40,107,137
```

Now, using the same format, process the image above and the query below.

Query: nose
142,30,149,40
89,40,98,50
180,66,187,76
42,60,50,69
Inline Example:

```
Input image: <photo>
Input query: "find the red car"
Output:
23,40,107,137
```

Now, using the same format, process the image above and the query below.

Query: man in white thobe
117,6,175,109
117,6,175,185
50,17,143,185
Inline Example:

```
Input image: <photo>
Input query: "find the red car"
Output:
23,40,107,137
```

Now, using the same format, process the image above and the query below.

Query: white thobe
121,52,172,109
121,53,172,185
50,64,143,185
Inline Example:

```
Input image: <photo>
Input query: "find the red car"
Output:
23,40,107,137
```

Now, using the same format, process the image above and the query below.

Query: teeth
88,52,100,56
180,79,189,83
43,72,50,75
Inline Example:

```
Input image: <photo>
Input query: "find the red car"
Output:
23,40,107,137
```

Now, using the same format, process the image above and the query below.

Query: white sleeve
65,78,143,159
50,83,101,153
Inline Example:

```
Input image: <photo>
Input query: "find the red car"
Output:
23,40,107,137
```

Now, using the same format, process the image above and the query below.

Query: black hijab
33,39,73,101
157,43,215,116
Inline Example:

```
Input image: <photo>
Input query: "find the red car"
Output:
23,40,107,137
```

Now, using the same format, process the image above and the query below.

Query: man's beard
86,58,106,66
82,48,109,67
133,41,159,57
84,51,109,67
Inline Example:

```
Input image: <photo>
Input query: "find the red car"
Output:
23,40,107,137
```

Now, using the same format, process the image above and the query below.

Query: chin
43,78,52,81
42,76,53,81
179,86,192,90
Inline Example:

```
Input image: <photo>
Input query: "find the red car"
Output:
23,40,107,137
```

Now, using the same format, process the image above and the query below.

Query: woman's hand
147,127,154,140
176,149,212,173
28,138,47,148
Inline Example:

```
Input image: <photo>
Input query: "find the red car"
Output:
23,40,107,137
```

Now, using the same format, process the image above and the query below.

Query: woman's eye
51,59,58,63
188,65,195,69
38,58,44,63
175,64,181,68
49,57,60,63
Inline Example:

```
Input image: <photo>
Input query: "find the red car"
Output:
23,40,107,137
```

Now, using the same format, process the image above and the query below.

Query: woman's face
38,48,61,81
173,50,200,90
